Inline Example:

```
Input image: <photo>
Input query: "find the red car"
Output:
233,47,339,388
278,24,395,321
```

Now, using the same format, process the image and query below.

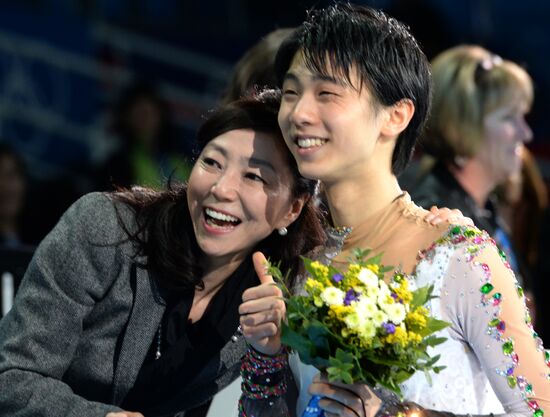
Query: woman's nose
210,172,239,200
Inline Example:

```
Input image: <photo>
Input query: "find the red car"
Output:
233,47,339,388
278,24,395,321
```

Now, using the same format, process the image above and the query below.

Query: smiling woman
0,92,326,417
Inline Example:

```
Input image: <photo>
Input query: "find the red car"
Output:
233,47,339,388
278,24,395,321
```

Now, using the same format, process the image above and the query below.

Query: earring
277,227,288,236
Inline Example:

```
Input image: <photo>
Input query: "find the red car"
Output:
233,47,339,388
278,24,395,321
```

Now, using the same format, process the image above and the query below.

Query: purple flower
332,273,344,283
383,322,396,335
344,289,359,306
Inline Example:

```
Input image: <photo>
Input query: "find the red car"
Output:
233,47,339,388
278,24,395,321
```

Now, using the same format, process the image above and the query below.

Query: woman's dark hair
113,91,325,291
275,3,432,175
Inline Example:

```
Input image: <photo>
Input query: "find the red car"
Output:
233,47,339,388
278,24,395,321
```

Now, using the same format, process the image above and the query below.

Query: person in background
0,143,27,247
411,44,536,317
97,80,192,190
221,28,296,105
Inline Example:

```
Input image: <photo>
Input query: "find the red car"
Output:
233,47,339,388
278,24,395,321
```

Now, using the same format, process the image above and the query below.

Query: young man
240,3,549,417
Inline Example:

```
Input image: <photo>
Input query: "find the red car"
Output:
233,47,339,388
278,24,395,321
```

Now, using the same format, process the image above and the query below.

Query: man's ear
380,99,415,138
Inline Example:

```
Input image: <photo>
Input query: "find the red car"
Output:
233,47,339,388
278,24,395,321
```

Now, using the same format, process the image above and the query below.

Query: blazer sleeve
0,192,128,416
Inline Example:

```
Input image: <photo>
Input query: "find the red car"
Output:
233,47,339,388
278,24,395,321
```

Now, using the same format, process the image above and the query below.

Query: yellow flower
384,326,409,347
406,308,427,330
329,304,354,321
367,264,380,275
393,280,413,303
407,331,422,344
304,277,324,295
310,261,330,281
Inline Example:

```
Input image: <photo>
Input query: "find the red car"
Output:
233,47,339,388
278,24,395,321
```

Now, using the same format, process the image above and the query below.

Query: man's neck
324,172,403,229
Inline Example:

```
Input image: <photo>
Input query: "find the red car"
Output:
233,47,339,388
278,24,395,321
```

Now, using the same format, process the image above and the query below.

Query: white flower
356,297,378,320
358,319,376,339
344,312,361,330
371,309,388,327
320,287,345,306
385,302,407,324
377,283,392,307
358,267,379,288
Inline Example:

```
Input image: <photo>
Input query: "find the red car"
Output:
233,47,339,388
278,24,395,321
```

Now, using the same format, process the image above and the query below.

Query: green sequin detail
517,286,524,297
464,229,476,237
481,283,494,294
503,341,514,355
507,376,517,388
451,226,461,235
534,409,544,417
526,384,533,395
489,318,500,327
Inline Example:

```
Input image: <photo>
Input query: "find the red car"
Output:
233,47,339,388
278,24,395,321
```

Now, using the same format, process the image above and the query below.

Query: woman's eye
202,157,221,168
282,88,297,96
245,172,267,184
319,90,336,96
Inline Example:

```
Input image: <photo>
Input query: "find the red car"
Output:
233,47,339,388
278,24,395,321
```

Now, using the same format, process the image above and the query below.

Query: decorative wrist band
240,346,288,400
238,346,290,417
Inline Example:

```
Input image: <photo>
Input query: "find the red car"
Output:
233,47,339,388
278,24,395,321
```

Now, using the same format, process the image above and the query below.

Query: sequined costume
288,193,549,417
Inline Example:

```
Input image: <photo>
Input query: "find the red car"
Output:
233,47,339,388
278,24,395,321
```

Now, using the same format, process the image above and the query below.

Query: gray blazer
0,192,247,417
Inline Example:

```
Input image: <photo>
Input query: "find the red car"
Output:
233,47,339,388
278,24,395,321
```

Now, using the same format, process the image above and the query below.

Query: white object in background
206,376,240,417
1,272,14,316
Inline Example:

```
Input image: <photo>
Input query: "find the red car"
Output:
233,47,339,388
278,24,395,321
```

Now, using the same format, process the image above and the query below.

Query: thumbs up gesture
238,252,285,355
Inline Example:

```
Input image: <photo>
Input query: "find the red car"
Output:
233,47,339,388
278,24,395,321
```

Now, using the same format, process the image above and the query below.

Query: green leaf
411,285,432,308
307,321,331,352
281,325,314,362
327,365,354,384
422,335,448,347
425,317,451,333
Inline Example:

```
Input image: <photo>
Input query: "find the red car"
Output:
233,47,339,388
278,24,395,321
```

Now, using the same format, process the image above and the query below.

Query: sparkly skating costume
285,193,550,417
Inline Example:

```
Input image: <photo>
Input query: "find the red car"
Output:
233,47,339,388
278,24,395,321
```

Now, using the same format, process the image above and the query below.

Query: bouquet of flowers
270,249,449,416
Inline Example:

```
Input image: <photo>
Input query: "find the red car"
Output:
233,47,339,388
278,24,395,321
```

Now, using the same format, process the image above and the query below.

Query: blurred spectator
221,28,295,105
97,80,191,190
0,144,27,247
410,45,537,316
496,146,548,271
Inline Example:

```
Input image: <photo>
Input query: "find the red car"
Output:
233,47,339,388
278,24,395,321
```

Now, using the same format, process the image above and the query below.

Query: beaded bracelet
238,346,290,417
240,346,288,400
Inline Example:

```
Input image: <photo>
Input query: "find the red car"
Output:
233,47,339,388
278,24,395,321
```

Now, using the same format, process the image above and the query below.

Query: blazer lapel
112,264,166,404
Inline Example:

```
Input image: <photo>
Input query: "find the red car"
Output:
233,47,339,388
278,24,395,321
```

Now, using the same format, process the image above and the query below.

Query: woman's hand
309,374,382,417
239,251,285,355
106,412,144,417
424,206,474,226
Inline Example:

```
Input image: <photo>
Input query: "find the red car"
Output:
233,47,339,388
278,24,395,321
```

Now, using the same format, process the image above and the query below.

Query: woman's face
479,97,532,185
187,128,303,265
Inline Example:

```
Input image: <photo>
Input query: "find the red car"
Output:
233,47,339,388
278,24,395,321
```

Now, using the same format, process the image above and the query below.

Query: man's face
278,52,386,185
